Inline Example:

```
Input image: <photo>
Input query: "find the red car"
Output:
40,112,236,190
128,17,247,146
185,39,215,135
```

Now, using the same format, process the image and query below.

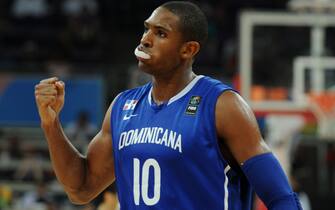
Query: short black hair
161,1,208,47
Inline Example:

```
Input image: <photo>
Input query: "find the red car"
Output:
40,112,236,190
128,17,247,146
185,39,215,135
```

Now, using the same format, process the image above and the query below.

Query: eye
157,30,167,38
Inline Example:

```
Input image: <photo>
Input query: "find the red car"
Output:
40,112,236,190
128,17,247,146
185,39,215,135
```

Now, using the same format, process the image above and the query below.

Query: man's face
135,7,185,75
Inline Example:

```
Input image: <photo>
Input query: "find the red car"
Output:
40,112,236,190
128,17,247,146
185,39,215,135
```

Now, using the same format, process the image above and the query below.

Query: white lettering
167,131,176,148
161,129,168,146
132,129,144,144
155,127,164,144
118,127,182,153
151,127,158,143
174,134,182,153
125,130,134,146
119,132,127,149
143,127,153,143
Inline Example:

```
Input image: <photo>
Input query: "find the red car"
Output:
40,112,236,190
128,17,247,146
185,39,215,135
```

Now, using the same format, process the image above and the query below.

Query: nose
140,31,152,48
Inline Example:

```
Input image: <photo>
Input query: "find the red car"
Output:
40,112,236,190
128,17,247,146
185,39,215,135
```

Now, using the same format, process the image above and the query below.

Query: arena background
0,0,334,209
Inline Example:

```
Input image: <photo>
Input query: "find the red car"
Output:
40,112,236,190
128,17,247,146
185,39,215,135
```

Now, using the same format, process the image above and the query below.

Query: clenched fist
35,77,65,125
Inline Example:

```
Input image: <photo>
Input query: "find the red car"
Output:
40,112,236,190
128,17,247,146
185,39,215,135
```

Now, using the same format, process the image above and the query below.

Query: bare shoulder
215,90,257,144
215,90,269,164
216,90,251,115
215,90,255,129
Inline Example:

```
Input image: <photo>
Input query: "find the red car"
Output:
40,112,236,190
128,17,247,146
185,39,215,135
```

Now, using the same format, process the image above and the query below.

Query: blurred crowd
1,0,333,100
0,111,123,210
0,0,297,103
0,0,289,75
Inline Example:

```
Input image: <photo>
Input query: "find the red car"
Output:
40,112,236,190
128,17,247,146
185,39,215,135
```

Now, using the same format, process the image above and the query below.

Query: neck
151,67,196,104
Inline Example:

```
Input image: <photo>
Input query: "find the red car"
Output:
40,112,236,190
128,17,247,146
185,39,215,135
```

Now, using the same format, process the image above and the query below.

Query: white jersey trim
224,165,231,210
148,75,204,106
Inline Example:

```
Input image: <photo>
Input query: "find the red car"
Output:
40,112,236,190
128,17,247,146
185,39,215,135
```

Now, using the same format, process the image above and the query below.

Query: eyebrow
144,21,172,32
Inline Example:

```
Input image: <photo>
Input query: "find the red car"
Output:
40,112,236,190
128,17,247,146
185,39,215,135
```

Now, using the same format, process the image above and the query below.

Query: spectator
16,182,54,210
45,59,71,79
14,146,44,182
60,5,102,61
8,136,22,160
0,136,23,172
11,0,49,18
65,111,97,152
290,174,312,210
0,184,12,209
62,0,98,17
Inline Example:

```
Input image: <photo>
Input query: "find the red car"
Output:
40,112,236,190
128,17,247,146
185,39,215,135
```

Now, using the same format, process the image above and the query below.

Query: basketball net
309,91,335,138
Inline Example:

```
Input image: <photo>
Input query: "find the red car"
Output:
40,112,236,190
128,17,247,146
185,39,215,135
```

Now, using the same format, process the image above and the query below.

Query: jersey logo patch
185,96,201,115
123,100,138,110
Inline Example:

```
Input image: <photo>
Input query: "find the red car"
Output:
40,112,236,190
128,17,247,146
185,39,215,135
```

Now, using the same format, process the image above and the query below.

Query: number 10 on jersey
133,158,161,206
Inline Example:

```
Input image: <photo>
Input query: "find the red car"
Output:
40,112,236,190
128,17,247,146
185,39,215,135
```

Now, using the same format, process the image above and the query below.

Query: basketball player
35,1,302,209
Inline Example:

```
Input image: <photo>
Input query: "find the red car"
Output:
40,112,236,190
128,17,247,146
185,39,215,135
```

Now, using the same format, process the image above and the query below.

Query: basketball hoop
309,91,335,138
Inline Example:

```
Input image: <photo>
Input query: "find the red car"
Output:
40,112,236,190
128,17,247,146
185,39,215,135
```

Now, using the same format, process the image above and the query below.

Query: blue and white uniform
111,75,252,210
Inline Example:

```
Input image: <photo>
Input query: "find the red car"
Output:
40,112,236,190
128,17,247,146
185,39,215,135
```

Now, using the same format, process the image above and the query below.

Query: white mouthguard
134,48,151,59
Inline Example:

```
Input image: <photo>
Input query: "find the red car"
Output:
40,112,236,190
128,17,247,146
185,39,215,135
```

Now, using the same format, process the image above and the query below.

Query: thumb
55,81,65,97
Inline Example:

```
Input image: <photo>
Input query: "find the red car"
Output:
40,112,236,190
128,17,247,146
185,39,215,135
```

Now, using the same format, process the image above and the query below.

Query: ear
180,41,200,59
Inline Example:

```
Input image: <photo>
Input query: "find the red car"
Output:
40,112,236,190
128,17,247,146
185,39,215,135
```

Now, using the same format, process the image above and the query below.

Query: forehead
145,7,180,31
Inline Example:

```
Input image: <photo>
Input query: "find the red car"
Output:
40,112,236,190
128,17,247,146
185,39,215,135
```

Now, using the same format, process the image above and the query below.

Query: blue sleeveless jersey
111,75,252,210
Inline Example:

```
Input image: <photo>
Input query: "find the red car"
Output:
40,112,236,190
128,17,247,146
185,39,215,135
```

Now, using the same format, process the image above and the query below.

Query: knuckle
36,96,42,103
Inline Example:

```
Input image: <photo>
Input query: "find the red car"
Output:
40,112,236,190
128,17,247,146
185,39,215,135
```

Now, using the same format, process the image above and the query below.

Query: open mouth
134,47,151,60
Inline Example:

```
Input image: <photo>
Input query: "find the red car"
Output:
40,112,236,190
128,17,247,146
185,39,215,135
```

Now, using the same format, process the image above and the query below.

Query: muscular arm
215,91,269,164
216,91,302,209
42,104,115,204
35,77,118,204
